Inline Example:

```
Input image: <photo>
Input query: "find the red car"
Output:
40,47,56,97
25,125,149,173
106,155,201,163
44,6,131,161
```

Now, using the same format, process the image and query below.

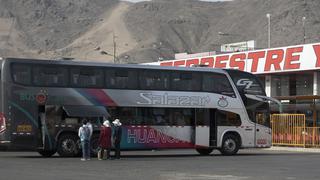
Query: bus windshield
226,69,265,96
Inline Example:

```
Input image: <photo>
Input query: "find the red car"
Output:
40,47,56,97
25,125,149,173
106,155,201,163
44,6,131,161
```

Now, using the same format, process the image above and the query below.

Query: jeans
81,140,90,159
88,139,91,157
115,142,120,159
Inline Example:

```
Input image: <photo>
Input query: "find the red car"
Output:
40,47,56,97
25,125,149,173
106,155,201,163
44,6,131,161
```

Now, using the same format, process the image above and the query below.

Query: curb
267,146,320,153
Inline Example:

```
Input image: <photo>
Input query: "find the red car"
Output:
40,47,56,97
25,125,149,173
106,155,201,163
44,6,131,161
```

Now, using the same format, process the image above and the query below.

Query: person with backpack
98,118,112,160
78,118,90,161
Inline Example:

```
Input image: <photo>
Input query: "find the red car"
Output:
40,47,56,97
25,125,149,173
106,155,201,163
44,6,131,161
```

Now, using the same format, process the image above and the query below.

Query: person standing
87,119,93,158
78,118,90,161
98,119,112,160
112,119,122,159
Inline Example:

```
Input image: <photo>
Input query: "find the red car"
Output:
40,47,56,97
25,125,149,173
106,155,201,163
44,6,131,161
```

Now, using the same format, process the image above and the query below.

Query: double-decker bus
0,57,271,157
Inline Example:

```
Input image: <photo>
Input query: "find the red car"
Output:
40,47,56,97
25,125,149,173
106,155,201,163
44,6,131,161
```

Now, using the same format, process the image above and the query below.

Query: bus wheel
57,134,80,157
37,149,56,157
90,134,100,157
219,134,240,156
196,148,213,155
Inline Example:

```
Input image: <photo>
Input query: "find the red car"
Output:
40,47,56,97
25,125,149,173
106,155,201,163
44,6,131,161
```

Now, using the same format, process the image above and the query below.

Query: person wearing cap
98,118,112,160
112,118,122,159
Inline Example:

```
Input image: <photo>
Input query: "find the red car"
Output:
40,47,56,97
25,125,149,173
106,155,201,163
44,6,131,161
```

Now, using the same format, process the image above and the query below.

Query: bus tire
57,133,80,157
196,148,213,155
219,134,240,156
37,149,56,157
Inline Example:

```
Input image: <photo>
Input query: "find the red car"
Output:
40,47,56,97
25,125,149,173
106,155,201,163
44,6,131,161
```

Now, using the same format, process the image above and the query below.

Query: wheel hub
62,139,76,153
224,139,236,152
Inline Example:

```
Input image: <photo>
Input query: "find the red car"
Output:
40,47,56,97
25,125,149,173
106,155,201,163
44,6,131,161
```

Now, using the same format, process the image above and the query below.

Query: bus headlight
265,128,271,134
0,113,6,134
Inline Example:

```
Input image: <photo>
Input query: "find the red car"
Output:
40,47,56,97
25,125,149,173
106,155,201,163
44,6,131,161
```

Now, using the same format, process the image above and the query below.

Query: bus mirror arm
254,95,282,113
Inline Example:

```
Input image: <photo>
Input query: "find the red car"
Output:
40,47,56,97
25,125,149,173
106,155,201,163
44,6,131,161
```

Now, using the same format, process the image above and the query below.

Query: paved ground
0,149,320,180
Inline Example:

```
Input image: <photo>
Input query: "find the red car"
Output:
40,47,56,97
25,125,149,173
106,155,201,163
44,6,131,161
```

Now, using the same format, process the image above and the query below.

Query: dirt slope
0,0,319,63
62,1,139,62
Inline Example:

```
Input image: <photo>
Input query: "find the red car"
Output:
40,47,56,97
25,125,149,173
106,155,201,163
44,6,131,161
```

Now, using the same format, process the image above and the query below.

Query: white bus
0,58,271,157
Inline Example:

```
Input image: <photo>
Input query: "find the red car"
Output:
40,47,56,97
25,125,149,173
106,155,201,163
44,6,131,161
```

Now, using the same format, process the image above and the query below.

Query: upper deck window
105,68,138,89
12,64,31,85
33,66,68,86
71,67,103,87
171,72,201,91
202,73,235,97
139,70,169,90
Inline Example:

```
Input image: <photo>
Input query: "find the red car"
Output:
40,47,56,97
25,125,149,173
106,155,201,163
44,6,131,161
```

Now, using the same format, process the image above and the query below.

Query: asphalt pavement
0,149,319,180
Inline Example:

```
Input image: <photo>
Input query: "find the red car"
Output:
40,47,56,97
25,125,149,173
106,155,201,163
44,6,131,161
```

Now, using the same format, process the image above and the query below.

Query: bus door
195,109,216,147
209,109,217,146
38,106,46,149
38,105,57,150
254,109,270,147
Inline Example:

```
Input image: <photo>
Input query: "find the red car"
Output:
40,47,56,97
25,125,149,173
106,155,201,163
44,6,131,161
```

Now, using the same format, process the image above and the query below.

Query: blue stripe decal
75,89,101,106
9,101,53,150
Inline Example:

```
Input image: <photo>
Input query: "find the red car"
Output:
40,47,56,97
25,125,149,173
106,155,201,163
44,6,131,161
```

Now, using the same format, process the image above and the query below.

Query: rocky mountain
0,0,319,63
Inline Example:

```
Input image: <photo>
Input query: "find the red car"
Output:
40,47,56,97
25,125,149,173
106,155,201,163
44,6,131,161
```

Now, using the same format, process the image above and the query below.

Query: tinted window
216,110,241,126
168,109,194,126
202,73,235,97
196,109,210,126
107,107,194,126
33,66,68,86
12,64,31,85
255,110,270,127
105,68,138,89
171,72,201,91
139,70,170,90
71,67,103,87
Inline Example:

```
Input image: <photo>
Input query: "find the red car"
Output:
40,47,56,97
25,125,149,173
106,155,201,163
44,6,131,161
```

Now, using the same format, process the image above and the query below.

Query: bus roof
3,57,229,74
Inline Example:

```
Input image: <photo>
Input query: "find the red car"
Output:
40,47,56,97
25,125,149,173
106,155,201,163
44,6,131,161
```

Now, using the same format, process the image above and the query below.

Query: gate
271,114,320,147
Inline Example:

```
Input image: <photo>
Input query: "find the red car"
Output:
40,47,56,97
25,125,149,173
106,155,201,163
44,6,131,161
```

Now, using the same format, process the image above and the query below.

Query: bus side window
216,110,241,126
140,70,170,90
71,67,103,87
33,66,68,86
152,108,166,125
202,73,235,97
196,109,210,126
12,64,31,85
105,68,138,89
171,72,201,91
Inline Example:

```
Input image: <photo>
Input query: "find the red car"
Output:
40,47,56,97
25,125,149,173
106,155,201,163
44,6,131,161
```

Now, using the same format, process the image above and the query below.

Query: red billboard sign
145,42,320,74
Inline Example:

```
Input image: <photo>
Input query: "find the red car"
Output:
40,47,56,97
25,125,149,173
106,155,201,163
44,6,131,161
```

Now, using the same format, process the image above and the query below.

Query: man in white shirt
86,119,93,158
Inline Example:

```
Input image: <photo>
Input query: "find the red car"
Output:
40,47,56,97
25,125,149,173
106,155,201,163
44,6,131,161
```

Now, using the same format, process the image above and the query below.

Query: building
145,42,320,126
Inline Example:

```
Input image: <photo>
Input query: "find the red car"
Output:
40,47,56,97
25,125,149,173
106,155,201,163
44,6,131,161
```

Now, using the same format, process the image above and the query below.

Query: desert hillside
0,0,319,63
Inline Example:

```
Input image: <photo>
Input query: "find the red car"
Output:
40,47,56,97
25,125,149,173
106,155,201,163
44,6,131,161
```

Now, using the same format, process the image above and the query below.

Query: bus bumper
0,140,10,144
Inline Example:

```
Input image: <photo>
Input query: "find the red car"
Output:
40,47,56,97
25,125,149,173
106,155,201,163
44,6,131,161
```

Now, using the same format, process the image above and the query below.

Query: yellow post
303,114,306,148
313,99,316,146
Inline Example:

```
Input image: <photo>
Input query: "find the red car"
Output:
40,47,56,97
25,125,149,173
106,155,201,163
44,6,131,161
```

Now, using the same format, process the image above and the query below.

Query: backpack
81,126,90,141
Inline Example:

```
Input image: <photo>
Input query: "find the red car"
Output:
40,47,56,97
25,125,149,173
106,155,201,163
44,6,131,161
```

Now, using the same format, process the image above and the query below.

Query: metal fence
271,114,320,148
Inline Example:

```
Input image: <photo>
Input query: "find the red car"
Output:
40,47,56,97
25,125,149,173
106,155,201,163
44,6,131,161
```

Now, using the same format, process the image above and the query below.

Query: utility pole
113,32,117,63
302,16,306,44
266,13,271,48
